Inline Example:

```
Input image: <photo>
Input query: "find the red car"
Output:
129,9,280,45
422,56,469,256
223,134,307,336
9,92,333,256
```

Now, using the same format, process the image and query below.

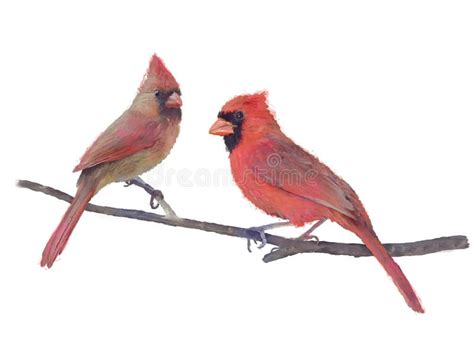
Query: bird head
138,54,182,110
209,91,277,152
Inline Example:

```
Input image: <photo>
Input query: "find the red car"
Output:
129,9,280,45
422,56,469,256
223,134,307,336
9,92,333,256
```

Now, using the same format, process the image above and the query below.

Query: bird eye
154,90,160,97
234,111,244,121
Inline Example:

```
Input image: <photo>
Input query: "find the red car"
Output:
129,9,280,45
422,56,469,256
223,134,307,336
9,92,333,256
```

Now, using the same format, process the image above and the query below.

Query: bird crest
139,54,179,93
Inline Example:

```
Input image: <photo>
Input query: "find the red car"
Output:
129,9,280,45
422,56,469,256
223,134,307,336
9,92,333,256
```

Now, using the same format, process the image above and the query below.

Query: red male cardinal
41,54,182,268
209,92,423,313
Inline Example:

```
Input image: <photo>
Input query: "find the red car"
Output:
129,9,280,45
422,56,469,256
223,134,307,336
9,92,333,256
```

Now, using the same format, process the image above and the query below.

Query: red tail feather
41,183,96,268
350,224,424,313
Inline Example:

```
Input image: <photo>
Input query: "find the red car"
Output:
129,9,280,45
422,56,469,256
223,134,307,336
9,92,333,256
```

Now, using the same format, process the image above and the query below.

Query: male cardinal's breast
229,142,328,226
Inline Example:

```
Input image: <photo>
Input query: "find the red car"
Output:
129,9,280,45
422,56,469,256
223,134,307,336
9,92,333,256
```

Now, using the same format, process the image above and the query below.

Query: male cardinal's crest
221,91,275,119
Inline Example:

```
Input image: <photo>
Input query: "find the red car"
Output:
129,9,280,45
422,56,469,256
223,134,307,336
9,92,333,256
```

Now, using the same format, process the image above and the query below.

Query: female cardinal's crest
139,54,179,93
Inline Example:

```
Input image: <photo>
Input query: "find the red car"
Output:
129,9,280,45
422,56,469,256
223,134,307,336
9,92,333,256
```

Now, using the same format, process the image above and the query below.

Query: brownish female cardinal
41,54,182,268
209,91,423,313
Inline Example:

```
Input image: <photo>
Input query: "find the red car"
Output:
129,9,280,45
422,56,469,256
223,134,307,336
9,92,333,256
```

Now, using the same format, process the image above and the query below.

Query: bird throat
223,124,242,153
161,107,182,121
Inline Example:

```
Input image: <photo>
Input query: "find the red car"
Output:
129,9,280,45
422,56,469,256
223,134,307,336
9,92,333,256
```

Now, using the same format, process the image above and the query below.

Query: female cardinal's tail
41,181,96,268
350,224,424,313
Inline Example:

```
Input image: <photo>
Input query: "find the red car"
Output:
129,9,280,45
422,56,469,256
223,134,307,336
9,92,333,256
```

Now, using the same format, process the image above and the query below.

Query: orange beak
165,92,182,109
209,118,234,136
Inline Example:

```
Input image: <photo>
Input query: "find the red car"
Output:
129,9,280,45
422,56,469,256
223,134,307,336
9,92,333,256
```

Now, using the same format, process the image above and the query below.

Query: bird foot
123,177,178,218
149,189,164,209
294,218,326,243
298,234,320,244
147,188,178,218
245,221,292,253
246,227,269,253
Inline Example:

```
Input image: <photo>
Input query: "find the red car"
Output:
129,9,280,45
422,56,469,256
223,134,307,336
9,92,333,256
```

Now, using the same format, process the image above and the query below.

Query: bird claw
246,227,268,253
245,221,292,253
149,189,164,209
122,177,177,216
298,234,320,245
296,218,326,242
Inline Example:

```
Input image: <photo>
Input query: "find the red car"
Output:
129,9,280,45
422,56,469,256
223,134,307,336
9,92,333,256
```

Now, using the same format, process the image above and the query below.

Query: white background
1,1,473,337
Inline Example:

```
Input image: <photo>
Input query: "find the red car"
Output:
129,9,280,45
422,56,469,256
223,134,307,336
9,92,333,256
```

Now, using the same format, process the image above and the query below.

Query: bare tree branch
16,179,469,263
262,236,469,263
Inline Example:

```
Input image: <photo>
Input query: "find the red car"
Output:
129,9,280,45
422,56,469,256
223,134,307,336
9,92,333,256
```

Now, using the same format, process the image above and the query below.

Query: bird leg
246,221,292,252
266,218,328,254
297,218,327,242
124,177,178,218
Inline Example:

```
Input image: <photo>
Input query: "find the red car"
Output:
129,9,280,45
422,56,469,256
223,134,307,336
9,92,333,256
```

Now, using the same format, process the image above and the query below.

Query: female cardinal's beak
165,92,183,109
209,118,234,136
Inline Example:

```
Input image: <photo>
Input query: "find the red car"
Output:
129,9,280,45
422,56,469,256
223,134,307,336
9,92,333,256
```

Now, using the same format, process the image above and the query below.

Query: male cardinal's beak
209,118,234,136
165,92,183,109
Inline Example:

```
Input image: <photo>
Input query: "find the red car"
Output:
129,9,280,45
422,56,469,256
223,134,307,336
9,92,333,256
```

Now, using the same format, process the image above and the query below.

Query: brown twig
262,236,469,263
16,179,469,263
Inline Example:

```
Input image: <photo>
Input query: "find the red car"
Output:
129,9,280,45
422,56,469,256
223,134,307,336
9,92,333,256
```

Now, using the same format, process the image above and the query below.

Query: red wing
74,113,160,172
249,136,360,221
